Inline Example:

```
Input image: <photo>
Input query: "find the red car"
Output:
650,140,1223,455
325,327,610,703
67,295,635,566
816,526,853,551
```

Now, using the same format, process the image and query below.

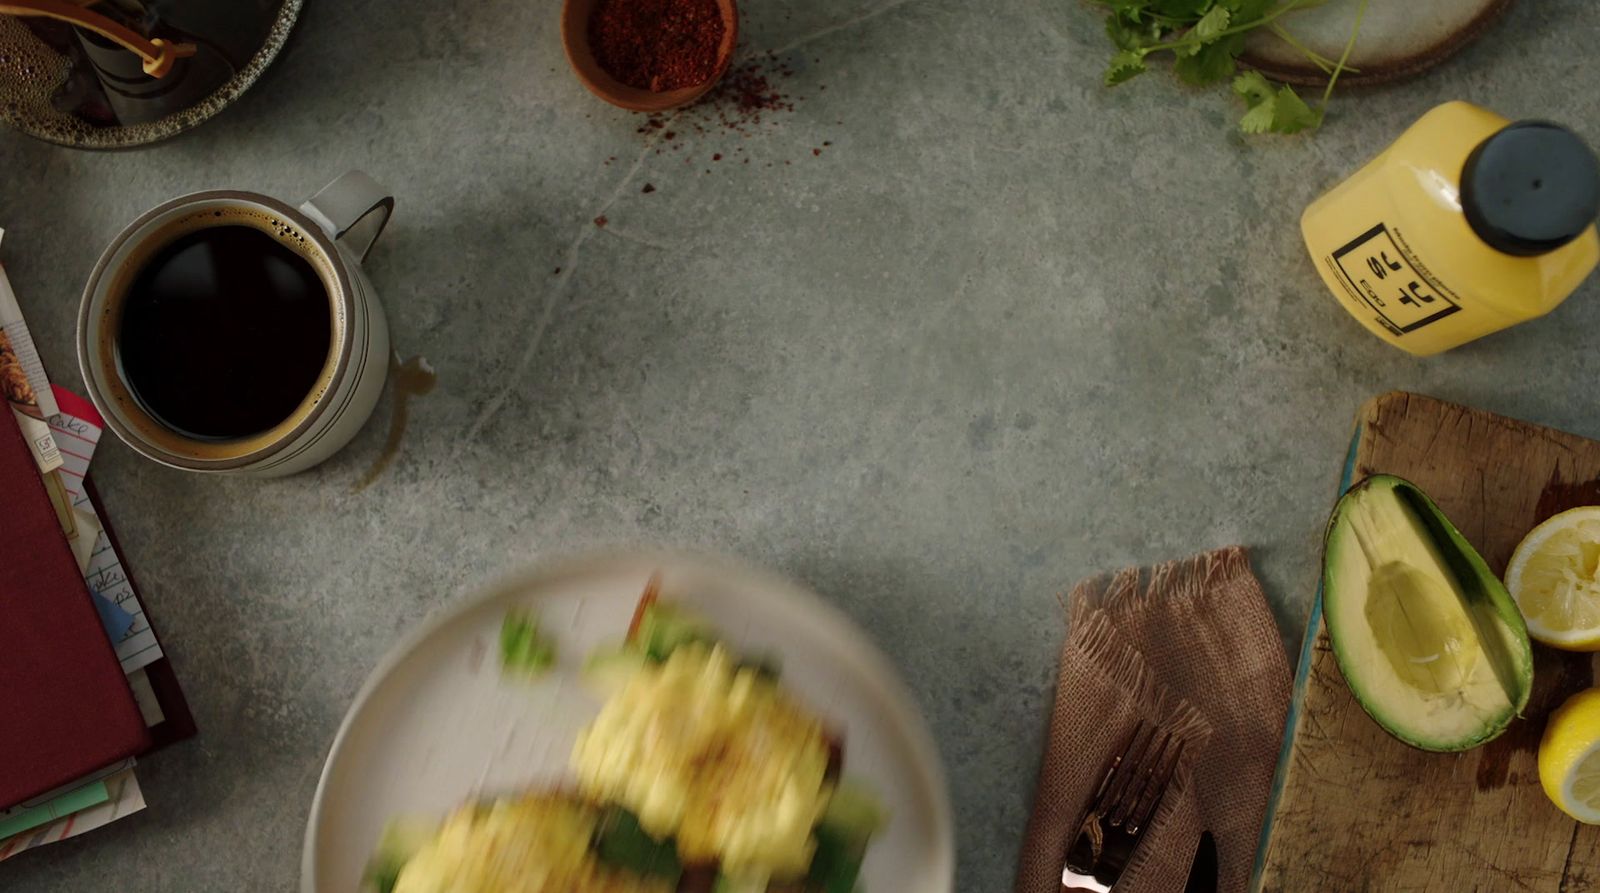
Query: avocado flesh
1325,476,1533,751
1363,557,1483,694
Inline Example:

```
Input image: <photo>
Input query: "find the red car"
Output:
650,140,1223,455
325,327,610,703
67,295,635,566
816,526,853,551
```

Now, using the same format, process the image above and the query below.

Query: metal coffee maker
0,0,300,148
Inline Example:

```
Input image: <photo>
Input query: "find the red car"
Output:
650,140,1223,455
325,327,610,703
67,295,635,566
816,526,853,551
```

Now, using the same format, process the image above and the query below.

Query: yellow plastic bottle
1302,101,1600,355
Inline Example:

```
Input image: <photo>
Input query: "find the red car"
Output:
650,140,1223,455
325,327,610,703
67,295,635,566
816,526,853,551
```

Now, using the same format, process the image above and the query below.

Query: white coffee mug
77,171,393,477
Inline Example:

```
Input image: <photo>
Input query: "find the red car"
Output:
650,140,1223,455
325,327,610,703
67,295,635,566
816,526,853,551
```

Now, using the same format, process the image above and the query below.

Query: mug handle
299,171,394,264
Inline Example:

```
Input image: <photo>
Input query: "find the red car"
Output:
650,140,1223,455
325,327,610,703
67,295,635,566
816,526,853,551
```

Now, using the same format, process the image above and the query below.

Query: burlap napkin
1017,547,1290,893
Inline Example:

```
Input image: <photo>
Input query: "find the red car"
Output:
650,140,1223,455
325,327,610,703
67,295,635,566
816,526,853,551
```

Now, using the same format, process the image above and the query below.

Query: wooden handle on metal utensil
0,0,196,77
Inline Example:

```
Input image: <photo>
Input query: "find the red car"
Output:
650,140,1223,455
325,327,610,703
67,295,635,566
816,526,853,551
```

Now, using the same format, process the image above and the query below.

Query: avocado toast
367,575,887,893
367,792,675,893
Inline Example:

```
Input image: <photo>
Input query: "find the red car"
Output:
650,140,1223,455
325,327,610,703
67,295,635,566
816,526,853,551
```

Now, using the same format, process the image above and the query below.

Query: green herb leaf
500,609,556,677
807,782,889,893
593,808,682,881
1105,14,1159,51
1192,6,1231,42
1151,0,1213,17
1105,50,1149,86
1219,0,1275,19
1233,71,1322,134
1237,98,1278,134
362,819,436,893
1095,0,1356,137
1269,83,1322,133
1173,6,1228,57
1172,33,1242,85
1232,69,1274,106
1106,0,1154,24
1233,71,1279,133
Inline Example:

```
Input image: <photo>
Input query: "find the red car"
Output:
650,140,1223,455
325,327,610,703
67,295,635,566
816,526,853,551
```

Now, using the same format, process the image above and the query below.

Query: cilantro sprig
1097,0,1370,135
500,609,556,677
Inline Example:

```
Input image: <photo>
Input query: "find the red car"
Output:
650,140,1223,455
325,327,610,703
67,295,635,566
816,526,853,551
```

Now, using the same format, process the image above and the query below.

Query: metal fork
1060,721,1183,893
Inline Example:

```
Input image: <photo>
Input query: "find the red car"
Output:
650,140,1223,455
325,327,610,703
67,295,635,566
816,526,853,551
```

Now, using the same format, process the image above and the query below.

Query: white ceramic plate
302,551,955,892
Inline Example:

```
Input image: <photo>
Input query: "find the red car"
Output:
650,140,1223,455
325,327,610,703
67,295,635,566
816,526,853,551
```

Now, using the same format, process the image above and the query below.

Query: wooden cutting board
1255,392,1600,892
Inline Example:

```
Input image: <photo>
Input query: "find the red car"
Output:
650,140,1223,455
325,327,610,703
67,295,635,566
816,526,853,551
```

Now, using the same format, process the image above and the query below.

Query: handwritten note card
47,387,163,674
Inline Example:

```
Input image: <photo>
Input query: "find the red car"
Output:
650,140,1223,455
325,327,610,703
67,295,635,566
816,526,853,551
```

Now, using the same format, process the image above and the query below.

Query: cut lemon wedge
1540,687,1600,824
1504,506,1600,651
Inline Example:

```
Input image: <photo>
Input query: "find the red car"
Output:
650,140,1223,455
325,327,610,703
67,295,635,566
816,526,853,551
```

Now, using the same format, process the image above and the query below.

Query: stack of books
0,234,193,861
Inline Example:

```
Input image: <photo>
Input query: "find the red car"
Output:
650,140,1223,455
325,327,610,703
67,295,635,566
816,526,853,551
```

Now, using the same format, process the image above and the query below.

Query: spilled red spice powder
715,56,796,127
613,48,834,173
625,49,810,150
589,0,725,92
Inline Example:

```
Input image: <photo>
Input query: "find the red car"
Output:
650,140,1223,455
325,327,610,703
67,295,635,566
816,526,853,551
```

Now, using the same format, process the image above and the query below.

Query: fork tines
1097,721,1183,835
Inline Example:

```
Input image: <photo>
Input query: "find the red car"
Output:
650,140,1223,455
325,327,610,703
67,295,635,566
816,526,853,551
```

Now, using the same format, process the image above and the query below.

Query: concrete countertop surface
3,0,1599,889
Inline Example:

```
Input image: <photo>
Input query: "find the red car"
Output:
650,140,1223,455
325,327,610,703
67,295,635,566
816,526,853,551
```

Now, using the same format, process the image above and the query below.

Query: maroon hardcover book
0,410,150,809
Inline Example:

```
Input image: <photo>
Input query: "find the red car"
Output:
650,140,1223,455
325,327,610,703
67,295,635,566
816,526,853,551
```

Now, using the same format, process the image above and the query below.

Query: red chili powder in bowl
589,0,727,92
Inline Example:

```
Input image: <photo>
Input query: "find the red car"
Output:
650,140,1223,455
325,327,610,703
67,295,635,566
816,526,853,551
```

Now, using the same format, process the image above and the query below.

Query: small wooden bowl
561,0,739,112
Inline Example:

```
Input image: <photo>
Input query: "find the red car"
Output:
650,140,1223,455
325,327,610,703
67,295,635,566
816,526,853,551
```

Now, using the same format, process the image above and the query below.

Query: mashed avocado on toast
573,642,833,880
366,577,886,893
367,793,673,893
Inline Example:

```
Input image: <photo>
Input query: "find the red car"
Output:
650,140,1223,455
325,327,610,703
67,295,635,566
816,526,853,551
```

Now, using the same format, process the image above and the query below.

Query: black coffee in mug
80,173,393,477
116,219,332,440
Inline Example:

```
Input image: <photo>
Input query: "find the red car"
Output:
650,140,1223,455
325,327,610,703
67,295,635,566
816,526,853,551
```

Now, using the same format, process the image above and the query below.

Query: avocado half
1323,474,1534,752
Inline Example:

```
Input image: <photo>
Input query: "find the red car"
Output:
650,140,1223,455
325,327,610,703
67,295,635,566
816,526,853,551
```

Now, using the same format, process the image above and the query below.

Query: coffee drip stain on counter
352,354,437,493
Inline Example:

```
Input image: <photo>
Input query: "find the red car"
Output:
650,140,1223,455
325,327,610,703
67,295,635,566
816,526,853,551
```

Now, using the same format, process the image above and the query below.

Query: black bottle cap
1461,121,1600,257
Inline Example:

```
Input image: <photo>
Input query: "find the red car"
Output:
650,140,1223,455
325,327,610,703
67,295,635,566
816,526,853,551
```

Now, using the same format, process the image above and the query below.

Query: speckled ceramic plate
301,551,955,893
0,0,301,149
1240,0,1514,86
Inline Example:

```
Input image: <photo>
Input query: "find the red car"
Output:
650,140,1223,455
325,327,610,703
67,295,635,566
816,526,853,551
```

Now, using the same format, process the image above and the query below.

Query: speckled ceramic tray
1241,0,1514,86
0,0,301,149
301,551,955,893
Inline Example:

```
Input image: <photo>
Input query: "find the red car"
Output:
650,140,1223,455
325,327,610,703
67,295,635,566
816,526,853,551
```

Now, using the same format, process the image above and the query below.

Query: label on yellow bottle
1326,222,1463,338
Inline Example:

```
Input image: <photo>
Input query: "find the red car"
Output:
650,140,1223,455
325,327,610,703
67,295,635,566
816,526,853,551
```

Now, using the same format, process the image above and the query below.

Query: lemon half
1504,506,1600,651
1540,687,1600,825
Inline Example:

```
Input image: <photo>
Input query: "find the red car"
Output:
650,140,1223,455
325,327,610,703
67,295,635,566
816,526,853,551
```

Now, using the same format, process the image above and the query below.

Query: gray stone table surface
4,0,1600,890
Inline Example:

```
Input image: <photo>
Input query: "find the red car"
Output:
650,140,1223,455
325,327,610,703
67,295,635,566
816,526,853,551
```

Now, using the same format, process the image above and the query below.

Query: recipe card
47,387,164,674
